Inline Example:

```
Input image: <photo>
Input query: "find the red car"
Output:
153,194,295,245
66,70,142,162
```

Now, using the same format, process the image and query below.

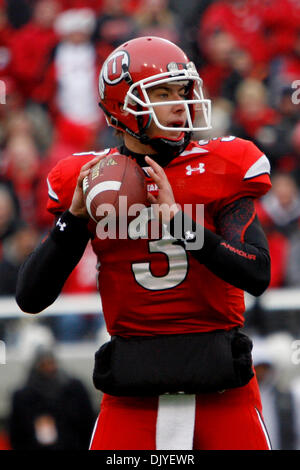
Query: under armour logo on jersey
184,230,196,241
56,219,66,231
185,163,205,175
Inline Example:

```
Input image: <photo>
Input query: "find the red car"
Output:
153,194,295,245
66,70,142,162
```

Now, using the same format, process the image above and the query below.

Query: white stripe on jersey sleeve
180,147,209,157
47,178,59,202
72,149,110,156
243,154,270,180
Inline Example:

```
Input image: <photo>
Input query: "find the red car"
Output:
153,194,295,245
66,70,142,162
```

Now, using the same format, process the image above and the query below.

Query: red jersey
47,137,271,336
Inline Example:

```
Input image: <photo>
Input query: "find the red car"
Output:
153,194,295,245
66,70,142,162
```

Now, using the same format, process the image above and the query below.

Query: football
83,153,147,222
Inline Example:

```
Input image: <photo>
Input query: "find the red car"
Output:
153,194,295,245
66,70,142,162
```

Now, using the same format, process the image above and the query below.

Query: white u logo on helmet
99,50,130,99
102,51,130,85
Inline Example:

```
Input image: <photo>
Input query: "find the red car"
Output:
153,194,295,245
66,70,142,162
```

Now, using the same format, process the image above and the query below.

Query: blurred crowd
0,0,299,304
0,0,299,450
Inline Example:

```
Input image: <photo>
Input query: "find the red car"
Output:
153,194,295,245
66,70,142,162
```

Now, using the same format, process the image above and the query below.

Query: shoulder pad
46,148,115,214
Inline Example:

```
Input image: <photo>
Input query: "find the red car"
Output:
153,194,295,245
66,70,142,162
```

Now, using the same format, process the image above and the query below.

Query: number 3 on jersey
129,207,188,291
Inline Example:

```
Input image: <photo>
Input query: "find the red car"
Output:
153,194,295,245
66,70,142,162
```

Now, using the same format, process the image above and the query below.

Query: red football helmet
98,36,211,142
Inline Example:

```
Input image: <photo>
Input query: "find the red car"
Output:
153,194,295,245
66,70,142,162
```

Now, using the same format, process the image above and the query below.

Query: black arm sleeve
15,210,91,313
168,198,270,297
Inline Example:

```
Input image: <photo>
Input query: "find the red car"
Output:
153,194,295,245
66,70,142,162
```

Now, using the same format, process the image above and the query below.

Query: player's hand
69,155,106,219
145,156,180,223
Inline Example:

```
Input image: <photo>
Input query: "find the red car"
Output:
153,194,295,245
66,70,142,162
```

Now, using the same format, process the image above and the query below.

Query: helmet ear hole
119,103,130,116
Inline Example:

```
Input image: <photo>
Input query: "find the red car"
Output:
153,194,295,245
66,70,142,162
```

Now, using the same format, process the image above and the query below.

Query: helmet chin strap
139,132,191,165
137,113,191,165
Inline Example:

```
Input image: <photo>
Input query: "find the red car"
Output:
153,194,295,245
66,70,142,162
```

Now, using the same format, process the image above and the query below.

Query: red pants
89,376,271,450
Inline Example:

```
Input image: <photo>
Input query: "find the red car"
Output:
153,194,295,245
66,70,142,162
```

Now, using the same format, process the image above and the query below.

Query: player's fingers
144,156,166,178
146,166,173,195
77,170,91,188
145,167,164,190
77,155,106,188
147,192,157,204
76,168,90,188
80,154,106,173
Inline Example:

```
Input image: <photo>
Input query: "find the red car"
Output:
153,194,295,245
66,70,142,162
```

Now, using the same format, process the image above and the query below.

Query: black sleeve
168,197,270,297
15,210,91,313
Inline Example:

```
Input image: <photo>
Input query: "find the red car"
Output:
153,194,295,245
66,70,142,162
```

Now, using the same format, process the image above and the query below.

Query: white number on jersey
129,207,188,291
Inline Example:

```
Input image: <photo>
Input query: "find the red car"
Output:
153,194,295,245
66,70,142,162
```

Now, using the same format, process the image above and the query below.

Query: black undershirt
168,197,270,296
118,144,173,167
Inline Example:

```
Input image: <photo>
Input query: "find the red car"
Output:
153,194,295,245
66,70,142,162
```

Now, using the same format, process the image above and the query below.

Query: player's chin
160,129,183,140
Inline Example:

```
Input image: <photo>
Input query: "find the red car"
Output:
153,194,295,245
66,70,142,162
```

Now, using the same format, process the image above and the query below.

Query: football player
16,37,272,450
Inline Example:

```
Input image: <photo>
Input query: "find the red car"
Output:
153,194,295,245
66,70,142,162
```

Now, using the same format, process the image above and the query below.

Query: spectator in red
221,46,268,105
268,30,300,109
0,0,14,79
198,0,270,69
254,87,300,175
60,0,104,13
51,8,100,125
0,77,25,150
2,132,42,228
256,173,300,287
93,0,138,65
134,0,180,45
261,0,300,59
1,126,55,233
0,75,54,176
9,0,61,103
54,0,141,14
198,30,236,98
229,78,279,144
34,8,104,170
